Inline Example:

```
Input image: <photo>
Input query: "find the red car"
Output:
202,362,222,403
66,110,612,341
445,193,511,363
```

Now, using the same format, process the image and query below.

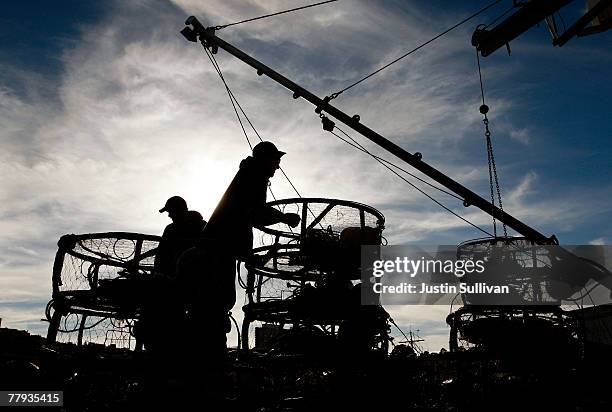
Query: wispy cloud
509,127,531,144
1,0,610,344
590,237,608,245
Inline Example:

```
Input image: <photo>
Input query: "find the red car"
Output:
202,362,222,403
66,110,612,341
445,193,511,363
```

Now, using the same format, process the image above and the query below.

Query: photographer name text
373,282,509,294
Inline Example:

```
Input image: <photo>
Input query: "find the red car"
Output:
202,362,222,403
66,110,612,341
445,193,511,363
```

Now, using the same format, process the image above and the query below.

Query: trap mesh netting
456,237,599,305
52,313,138,350
249,198,386,292
242,198,389,352
54,233,160,294
257,198,385,242
48,233,160,349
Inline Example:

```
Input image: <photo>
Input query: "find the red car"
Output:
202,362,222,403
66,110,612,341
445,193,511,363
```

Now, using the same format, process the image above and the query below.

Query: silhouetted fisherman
154,195,207,278
176,141,300,400
206,141,300,252
201,141,300,326
139,196,207,407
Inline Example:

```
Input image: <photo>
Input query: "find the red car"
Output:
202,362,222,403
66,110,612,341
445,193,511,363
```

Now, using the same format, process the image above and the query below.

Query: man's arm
244,173,299,228
252,205,300,228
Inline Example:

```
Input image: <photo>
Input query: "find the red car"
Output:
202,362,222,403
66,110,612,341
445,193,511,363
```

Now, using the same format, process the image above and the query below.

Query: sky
1,0,611,351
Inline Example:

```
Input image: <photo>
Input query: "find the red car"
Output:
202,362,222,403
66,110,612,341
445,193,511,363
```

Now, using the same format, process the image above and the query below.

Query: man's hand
283,213,300,228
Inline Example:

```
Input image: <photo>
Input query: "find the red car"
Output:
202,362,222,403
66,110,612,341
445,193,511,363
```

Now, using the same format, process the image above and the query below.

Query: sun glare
175,155,237,219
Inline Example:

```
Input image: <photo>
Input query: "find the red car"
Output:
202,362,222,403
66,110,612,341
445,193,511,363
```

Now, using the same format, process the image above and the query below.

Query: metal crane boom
181,16,553,243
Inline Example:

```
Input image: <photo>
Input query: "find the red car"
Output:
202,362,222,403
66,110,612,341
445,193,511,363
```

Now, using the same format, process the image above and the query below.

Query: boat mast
181,16,553,243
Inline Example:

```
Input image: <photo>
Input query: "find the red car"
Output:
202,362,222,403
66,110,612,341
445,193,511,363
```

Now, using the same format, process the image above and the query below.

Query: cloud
589,237,607,246
509,127,531,144
1,0,610,342
506,171,538,206
0,300,50,336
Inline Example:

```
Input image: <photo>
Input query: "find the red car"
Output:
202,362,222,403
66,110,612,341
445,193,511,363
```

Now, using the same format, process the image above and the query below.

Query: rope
328,0,502,101
476,49,507,237
204,48,254,149
205,47,283,203
331,125,493,237
207,48,305,200
204,47,322,232
329,123,463,201
213,0,338,30
204,23,490,238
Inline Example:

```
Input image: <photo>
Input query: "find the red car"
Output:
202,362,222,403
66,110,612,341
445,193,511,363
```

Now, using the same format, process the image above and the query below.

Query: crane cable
328,126,463,201
203,45,324,232
204,48,253,151
204,46,287,202
475,48,507,238
205,47,306,199
212,0,338,31
204,0,497,237
203,46,300,294
327,0,502,101
327,123,493,237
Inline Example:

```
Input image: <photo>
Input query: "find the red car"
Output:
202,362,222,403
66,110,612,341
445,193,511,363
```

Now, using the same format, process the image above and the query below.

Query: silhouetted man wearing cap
154,196,207,278
204,141,300,261
176,141,299,399
187,140,299,321
142,196,205,352
201,142,300,308
140,196,207,401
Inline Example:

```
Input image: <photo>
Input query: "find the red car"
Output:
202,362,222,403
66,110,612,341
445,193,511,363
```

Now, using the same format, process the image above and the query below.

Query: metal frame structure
181,16,554,244
242,198,389,354
472,0,612,55
179,14,608,357
446,305,582,356
46,232,160,348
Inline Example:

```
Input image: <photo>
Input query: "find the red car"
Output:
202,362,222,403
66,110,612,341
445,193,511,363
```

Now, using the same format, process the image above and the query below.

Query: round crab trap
46,232,160,349
456,236,560,305
448,237,585,360
242,198,390,355
446,305,582,363
253,197,385,278
257,197,385,241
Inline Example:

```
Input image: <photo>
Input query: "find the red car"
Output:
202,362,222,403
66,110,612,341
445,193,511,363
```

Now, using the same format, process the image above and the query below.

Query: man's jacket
203,156,285,258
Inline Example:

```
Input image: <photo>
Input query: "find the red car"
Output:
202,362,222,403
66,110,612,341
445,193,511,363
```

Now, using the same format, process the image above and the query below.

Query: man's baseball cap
252,141,285,160
159,196,187,213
